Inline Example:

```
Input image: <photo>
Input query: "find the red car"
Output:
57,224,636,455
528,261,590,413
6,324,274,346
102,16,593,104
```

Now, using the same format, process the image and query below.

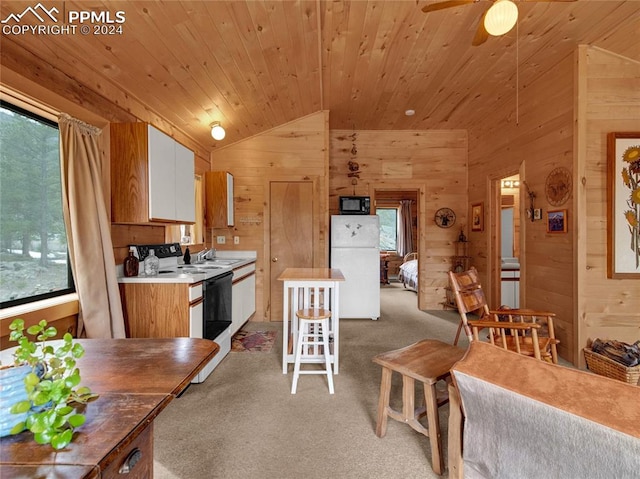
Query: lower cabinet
231,262,256,335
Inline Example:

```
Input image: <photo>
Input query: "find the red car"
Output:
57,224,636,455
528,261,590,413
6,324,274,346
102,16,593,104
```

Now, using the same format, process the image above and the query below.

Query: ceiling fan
421,0,577,46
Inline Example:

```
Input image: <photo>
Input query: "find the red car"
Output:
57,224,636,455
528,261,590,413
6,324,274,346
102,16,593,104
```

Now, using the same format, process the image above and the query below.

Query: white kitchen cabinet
111,122,195,224
189,284,203,338
205,171,234,227
174,140,196,223
231,262,256,335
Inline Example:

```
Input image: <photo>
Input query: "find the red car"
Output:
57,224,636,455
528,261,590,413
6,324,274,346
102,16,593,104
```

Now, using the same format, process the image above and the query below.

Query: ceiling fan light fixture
210,122,226,141
484,0,518,37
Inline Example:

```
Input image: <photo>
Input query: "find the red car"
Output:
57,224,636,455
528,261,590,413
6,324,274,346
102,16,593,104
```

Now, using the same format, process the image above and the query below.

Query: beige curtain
398,200,414,257
59,114,126,338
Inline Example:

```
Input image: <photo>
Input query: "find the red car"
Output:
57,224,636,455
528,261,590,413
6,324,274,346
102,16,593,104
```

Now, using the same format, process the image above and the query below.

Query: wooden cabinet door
269,181,314,321
204,171,233,227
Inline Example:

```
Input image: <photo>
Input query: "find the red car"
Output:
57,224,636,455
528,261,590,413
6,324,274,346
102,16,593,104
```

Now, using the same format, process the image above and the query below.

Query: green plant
7,318,98,449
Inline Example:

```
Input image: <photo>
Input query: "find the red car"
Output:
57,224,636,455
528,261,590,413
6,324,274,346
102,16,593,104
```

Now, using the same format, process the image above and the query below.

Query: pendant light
210,122,225,141
484,0,518,37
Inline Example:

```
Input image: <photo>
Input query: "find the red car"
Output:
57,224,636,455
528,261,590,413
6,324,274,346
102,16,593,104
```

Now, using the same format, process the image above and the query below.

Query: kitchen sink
201,259,245,265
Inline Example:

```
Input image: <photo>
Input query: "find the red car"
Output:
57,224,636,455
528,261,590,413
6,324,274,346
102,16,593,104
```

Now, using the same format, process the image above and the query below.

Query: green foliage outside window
0,102,73,307
378,208,398,251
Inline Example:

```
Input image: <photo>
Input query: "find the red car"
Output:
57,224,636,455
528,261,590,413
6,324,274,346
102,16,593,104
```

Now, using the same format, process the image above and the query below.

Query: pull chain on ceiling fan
421,0,576,46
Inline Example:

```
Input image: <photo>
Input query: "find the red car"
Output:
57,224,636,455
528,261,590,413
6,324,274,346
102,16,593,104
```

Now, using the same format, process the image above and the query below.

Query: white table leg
282,282,289,374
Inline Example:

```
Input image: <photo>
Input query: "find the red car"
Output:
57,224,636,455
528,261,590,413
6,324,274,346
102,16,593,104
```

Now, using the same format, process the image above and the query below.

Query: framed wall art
546,209,567,233
471,202,484,232
607,132,640,279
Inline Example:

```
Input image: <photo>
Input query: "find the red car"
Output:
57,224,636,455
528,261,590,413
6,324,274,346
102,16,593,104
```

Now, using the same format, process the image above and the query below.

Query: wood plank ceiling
1,1,638,149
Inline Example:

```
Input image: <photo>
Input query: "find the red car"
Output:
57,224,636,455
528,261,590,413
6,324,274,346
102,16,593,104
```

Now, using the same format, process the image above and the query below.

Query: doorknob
272,257,278,262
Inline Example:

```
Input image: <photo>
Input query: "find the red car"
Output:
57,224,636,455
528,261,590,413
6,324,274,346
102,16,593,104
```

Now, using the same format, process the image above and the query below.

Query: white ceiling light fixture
405,109,415,116
484,0,518,37
210,122,225,141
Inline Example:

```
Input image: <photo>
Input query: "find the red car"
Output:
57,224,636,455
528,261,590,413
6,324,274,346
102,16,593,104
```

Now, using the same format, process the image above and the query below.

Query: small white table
278,268,345,374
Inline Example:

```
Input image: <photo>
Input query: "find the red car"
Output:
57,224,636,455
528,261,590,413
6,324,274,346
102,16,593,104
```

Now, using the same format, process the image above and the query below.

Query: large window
378,207,398,252
0,101,74,308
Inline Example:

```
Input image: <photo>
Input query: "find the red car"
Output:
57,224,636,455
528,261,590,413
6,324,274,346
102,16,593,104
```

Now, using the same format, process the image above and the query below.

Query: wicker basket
583,348,640,385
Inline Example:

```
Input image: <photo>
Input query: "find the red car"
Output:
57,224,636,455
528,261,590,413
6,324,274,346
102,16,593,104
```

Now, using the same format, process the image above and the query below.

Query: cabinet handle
271,257,278,262
119,448,142,474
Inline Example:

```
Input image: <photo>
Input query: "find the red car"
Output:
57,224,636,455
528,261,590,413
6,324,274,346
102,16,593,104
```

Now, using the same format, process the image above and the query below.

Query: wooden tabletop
1,337,219,477
277,268,345,282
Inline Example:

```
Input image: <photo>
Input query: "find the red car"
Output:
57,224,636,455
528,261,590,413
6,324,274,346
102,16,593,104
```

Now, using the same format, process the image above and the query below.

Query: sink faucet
195,248,216,263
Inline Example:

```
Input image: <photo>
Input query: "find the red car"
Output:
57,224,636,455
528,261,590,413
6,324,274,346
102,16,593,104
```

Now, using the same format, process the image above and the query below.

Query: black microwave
339,196,370,215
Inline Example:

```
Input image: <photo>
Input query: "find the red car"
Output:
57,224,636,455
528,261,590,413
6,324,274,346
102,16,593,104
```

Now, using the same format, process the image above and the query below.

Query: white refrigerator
330,215,380,319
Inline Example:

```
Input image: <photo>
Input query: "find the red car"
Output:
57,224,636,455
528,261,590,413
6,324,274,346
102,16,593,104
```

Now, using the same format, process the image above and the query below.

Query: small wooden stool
372,339,465,475
291,308,334,394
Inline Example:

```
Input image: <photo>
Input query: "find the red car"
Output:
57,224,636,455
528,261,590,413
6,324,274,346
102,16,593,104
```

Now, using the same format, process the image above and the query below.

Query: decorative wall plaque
545,167,572,206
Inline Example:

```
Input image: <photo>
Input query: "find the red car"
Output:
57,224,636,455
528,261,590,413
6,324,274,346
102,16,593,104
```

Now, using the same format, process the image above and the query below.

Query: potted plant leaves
0,318,98,449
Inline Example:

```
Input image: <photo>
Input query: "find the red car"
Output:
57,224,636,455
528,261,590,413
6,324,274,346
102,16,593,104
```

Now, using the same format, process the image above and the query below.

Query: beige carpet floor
154,282,468,478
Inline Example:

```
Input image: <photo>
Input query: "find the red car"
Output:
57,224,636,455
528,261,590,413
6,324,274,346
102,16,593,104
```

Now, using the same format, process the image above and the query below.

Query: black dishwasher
203,271,233,340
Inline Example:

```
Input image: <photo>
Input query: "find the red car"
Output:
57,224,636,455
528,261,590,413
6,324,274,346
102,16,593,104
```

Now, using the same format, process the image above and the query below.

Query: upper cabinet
111,123,195,224
205,171,234,227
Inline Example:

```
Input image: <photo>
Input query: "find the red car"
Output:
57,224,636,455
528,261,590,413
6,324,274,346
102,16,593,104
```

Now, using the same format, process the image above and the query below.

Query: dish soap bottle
123,246,139,277
144,249,159,276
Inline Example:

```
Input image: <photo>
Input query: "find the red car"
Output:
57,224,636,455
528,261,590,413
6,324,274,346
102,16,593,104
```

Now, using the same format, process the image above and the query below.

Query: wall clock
435,208,456,228
545,167,572,207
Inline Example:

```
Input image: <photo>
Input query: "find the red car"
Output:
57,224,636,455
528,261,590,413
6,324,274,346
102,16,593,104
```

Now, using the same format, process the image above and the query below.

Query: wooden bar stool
291,308,334,394
372,339,465,475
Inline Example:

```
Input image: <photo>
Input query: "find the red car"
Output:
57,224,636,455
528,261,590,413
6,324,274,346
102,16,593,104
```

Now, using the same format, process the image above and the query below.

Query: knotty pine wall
208,111,330,322
576,46,640,365
468,45,639,365
468,52,576,362
329,130,468,310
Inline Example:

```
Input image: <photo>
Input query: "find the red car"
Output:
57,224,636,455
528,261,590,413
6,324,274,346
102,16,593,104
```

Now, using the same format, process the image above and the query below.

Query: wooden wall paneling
111,224,166,264
577,46,640,366
210,111,329,322
468,53,576,363
330,129,468,309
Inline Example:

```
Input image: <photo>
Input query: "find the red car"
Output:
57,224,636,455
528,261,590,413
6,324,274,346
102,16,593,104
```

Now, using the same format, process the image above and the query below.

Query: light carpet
154,282,467,478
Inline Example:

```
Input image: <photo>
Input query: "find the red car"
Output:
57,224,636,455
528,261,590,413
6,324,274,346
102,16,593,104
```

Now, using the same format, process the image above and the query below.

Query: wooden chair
448,267,559,364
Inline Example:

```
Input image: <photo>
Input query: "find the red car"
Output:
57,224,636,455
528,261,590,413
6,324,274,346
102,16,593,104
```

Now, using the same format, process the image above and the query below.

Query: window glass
378,208,398,251
0,101,74,307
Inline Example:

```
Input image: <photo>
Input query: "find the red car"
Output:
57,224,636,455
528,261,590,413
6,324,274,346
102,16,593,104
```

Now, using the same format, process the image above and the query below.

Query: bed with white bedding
398,252,418,291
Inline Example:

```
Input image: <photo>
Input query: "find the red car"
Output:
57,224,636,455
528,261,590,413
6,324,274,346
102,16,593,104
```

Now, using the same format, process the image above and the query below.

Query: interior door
269,181,314,321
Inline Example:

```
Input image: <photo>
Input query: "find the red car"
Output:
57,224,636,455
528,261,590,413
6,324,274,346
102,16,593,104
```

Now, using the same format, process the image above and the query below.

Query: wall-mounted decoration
434,207,456,228
545,166,572,207
607,132,640,278
534,208,542,221
546,209,567,233
522,181,536,222
471,202,484,232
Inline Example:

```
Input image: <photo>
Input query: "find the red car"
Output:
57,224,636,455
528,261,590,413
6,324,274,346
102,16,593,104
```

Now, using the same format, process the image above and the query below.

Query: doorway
374,189,420,305
497,174,521,308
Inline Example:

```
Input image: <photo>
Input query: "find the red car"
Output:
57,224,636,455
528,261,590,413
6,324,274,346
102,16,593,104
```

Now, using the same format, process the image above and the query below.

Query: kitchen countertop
117,251,256,284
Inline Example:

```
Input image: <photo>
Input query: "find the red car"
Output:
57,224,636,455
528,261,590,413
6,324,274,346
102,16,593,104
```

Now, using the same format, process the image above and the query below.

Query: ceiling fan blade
471,11,489,46
421,0,476,13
